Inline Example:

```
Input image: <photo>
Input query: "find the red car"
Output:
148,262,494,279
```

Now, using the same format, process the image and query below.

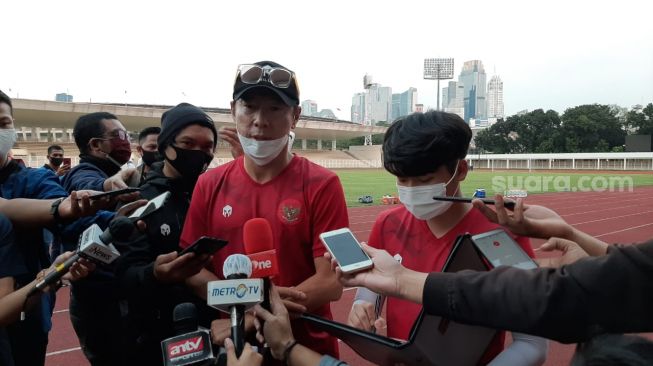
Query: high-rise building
351,93,366,124
458,60,487,122
487,75,504,119
301,100,318,116
368,84,392,124
55,93,73,102
391,87,418,121
442,81,465,120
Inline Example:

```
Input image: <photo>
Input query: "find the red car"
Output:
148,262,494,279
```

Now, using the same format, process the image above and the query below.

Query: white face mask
0,129,17,159
238,133,289,166
397,163,460,220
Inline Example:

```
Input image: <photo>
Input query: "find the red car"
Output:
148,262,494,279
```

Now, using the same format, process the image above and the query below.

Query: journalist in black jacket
114,103,218,364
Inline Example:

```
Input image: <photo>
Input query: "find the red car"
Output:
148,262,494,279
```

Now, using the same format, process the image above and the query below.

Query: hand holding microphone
28,216,135,298
207,254,263,357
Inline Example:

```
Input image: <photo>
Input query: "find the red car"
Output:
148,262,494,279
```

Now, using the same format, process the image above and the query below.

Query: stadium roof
12,99,387,140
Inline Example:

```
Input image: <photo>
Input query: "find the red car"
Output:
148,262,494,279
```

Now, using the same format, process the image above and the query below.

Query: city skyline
2,0,651,121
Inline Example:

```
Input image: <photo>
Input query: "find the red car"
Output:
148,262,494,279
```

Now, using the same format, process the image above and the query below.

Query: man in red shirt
181,61,347,358
348,111,548,365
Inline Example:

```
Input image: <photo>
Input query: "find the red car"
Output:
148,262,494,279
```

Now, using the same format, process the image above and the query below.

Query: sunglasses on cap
237,64,294,89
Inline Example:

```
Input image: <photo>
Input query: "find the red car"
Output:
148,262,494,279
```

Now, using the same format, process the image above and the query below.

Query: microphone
206,254,264,357
243,218,278,279
161,303,214,366
29,217,134,296
243,218,278,311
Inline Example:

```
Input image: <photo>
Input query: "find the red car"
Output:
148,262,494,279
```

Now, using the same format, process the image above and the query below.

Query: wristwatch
50,197,65,224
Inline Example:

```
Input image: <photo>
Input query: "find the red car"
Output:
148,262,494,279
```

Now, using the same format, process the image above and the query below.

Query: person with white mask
181,61,348,359
347,111,548,366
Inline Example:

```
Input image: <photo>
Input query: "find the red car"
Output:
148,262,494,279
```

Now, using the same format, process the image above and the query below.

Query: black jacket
422,239,653,343
114,162,212,363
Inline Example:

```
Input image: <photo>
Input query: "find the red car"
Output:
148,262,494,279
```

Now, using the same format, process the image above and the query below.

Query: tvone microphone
206,254,263,357
161,303,214,366
28,216,134,297
243,218,278,279
243,218,277,311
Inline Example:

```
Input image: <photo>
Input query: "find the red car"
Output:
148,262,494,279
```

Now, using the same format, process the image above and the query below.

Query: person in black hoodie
114,103,218,365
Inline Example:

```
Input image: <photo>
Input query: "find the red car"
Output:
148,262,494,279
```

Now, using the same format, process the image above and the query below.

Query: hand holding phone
179,236,228,256
89,188,141,201
63,158,72,166
320,228,373,274
128,191,171,220
471,229,538,270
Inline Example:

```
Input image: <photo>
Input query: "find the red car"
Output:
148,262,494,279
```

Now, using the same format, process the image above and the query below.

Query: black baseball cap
232,61,300,106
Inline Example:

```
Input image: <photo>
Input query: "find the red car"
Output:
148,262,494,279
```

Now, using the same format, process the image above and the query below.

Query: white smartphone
128,191,171,220
320,228,373,274
471,229,538,270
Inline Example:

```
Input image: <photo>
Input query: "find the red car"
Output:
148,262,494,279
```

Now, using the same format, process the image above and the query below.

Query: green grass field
334,169,653,207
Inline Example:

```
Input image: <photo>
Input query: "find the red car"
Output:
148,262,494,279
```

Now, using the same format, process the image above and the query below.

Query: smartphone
89,187,141,201
471,229,538,270
320,228,373,274
63,157,71,166
179,236,228,256
128,191,171,220
433,196,516,210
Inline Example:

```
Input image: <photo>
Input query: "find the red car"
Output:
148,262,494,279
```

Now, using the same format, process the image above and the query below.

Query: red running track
46,187,653,365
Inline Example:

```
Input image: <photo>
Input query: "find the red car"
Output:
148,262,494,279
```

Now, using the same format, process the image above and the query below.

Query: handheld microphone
243,218,278,311
243,218,278,279
206,254,263,357
161,303,214,366
29,216,134,296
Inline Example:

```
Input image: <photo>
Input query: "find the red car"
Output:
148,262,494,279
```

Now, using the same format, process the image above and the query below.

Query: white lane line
596,223,653,238
53,309,69,314
46,347,81,357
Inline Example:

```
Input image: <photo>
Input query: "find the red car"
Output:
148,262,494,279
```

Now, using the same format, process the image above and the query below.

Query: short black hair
571,334,653,366
382,111,471,177
0,90,12,116
138,126,161,144
47,145,64,155
73,112,117,154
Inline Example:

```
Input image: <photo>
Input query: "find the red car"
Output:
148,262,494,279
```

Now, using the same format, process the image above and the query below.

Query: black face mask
49,157,63,167
165,146,213,191
141,150,163,167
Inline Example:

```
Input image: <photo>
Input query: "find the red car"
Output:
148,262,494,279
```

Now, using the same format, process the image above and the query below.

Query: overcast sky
3,0,652,120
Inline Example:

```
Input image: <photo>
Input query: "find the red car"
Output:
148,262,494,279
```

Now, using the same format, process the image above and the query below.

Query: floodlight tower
363,74,374,146
423,58,454,110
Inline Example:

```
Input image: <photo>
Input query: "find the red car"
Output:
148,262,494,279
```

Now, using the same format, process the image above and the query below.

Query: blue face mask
0,129,16,159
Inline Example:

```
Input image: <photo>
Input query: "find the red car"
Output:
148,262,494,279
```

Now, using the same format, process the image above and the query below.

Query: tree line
474,103,653,153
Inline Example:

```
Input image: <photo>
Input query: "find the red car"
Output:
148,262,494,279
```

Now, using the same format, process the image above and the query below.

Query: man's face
138,133,159,156
0,102,14,130
48,149,64,161
96,119,129,153
231,91,299,141
164,124,215,160
395,160,466,196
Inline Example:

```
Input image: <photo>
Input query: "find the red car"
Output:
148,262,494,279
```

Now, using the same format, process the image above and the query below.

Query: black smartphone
432,196,516,209
63,157,72,166
89,187,141,201
179,236,228,256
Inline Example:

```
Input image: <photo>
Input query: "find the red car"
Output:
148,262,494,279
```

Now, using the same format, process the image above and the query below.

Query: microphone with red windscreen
243,218,278,311
243,218,279,279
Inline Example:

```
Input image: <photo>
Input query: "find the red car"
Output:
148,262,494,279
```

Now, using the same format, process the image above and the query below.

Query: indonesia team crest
278,199,303,225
